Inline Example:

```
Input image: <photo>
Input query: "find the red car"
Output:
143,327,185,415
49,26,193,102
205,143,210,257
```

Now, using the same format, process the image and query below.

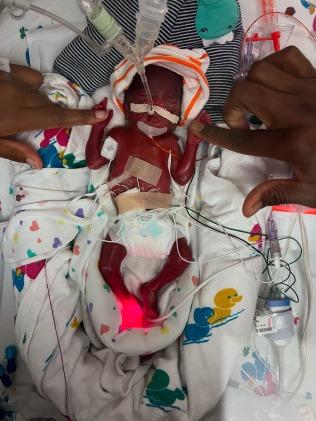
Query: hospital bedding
0,0,315,420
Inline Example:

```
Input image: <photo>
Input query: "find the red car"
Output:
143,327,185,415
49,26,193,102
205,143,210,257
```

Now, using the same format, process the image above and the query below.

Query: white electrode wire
174,211,269,268
86,160,113,215
168,154,191,202
150,260,253,323
216,218,264,286
65,160,113,223
284,212,312,401
94,206,269,266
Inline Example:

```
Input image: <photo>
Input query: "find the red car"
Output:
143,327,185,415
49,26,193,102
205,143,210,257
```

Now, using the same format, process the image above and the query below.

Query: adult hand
187,110,211,145
190,46,316,217
0,65,109,168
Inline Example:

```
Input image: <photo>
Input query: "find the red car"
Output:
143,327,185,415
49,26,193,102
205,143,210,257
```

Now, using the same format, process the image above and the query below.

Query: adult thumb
0,138,43,168
243,179,316,217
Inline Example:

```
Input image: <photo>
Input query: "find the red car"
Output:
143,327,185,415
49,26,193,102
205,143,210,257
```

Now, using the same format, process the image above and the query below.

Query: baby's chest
111,137,170,178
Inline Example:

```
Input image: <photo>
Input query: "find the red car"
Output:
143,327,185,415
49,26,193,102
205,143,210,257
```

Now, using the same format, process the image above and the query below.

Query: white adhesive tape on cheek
130,103,180,124
130,103,149,113
154,105,179,124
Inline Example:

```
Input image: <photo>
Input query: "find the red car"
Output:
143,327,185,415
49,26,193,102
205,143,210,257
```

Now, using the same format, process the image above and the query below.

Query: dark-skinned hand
0,65,109,168
190,46,316,217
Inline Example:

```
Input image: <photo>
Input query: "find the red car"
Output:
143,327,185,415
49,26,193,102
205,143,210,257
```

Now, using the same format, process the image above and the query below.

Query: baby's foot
119,294,146,330
139,284,159,321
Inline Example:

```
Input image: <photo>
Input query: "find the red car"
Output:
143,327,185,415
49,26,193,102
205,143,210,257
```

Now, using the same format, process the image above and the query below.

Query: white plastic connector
267,216,282,269
256,297,296,397
77,0,102,20
101,136,118,161
265,298,295,346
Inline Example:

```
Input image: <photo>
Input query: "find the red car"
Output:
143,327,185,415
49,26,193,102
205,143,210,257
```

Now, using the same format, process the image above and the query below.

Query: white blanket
0,74,267,420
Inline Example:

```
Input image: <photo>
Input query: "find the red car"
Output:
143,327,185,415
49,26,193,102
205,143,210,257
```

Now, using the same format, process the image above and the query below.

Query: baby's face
124,65,183,137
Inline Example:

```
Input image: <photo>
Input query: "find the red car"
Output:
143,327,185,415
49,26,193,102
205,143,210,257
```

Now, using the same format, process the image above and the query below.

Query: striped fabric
53,0,243,123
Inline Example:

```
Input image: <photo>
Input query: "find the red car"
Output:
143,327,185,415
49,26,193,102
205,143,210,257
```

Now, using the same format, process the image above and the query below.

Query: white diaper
109,210,175,259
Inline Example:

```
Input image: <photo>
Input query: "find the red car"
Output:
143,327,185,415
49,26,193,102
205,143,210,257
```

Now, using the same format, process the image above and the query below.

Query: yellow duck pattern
208,288,243,325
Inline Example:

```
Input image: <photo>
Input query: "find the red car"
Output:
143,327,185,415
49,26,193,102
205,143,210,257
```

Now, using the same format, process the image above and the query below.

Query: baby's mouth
137,121,168,138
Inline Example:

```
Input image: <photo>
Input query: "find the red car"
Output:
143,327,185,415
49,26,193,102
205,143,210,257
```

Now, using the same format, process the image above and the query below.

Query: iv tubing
283,212,312,401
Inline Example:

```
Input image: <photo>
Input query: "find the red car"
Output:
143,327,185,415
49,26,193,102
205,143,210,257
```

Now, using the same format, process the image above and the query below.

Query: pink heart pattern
100,324,110,335
192,276,199,287
73,245,80,256
30,221,39,232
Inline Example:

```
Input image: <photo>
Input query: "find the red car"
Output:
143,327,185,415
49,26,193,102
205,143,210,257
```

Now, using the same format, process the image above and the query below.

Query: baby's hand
187,111,211,145
93,98,113,128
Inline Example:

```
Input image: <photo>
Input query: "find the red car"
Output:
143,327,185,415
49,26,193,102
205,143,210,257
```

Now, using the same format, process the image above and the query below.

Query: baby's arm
85,99,113,169
171,111,210,186
170,136,200,186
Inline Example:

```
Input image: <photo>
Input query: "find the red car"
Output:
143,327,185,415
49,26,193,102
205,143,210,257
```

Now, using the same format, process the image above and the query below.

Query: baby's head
124,65,183,137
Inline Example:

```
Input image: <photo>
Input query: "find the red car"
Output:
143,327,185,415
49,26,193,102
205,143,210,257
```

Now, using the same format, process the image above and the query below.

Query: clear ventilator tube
78,0,139,66
134,0,169,111
135,0,168,61
77,0,156,110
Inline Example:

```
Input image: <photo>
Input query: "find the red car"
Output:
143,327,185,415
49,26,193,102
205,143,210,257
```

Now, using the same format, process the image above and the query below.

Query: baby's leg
98,236,129,298
99,237,146,329
139,238,192,319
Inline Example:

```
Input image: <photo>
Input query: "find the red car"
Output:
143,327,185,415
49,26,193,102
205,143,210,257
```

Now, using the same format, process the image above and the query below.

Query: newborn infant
86,65,209,327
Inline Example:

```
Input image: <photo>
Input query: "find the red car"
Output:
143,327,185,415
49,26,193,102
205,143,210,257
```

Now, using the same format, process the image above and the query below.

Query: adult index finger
0,106,109,136
189,122,295,162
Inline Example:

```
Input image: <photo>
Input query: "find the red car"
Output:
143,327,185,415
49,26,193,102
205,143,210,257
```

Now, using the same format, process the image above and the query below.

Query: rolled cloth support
115,192,172,214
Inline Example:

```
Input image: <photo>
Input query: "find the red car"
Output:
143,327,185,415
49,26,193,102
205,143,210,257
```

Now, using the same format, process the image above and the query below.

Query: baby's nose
152,98,164,108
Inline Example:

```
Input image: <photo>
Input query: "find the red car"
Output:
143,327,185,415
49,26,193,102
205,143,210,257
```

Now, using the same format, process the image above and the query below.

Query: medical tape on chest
124,156,163,186
115,191,172,214
107,156,163,190
130,103,180,124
